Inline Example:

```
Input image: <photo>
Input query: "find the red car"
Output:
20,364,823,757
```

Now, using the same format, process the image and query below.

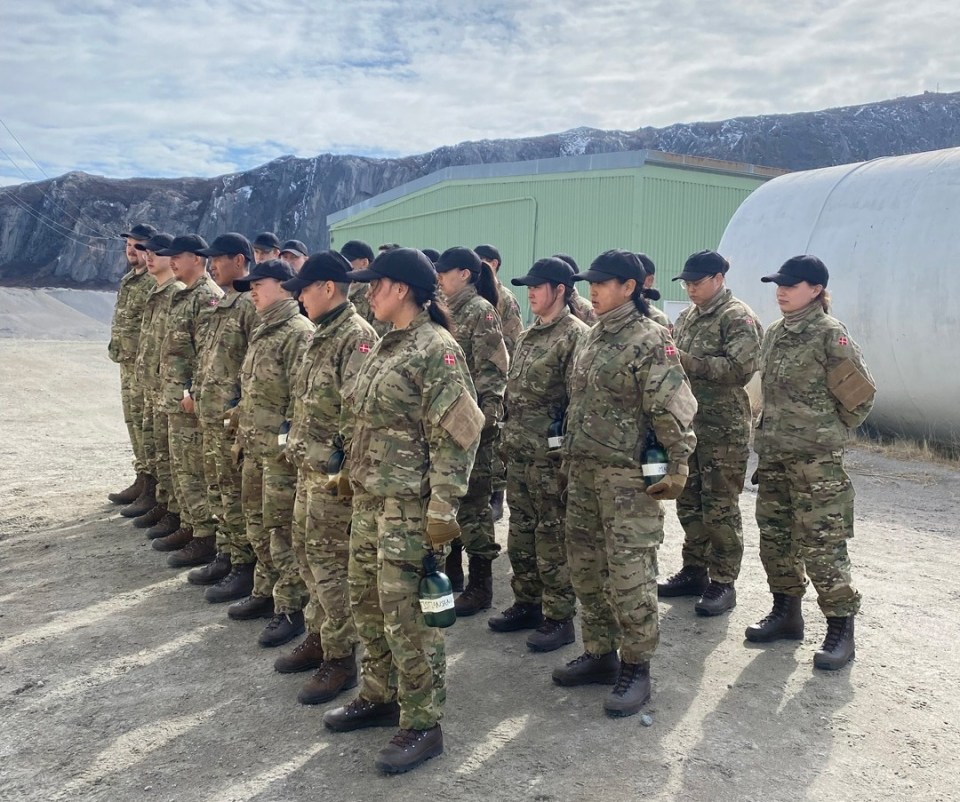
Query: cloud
1,0,959,186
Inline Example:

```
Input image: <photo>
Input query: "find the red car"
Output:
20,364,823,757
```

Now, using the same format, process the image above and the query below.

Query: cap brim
281,276,311,293
760,273,801,286
511,275,549,287
571,268,618,283
155,248,185,257
343,267,382,283
280,249,307,258
672,271,712,282
197,247,227,257
233,276,254,292
120,232,150,241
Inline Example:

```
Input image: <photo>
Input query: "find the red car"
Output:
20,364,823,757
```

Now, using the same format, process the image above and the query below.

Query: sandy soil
1,339,958,802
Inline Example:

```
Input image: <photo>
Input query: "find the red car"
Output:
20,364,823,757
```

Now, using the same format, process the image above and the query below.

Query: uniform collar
311,301,352,335
257,297,301,326
782,301,824,333
446,283,477,312
694,286,731,317
597,300,640,334
532,304,571,331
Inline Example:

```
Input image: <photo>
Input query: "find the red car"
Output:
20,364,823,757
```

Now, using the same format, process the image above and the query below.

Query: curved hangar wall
719,148,960,446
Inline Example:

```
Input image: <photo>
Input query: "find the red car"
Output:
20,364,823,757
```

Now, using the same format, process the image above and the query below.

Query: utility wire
2,188,117,249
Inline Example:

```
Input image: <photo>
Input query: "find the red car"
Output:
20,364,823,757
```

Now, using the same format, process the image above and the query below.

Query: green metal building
328,150,785,322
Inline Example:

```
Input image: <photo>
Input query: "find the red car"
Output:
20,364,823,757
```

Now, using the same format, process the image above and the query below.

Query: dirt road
1,340,958,802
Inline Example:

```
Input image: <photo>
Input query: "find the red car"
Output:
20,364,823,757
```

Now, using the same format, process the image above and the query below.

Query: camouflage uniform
286,301,377,658
161,275,223,537
492,280,524,496
446,284,508,562
647,305,671,328
755,303,874,617
346,310,481,730
569,288,597,325
503,307,587,620
672,287,762,583
237,298,314,610
563,301,697,662
194,290,258,563
108,266,154,473
135,276,185,513
349,284,391,337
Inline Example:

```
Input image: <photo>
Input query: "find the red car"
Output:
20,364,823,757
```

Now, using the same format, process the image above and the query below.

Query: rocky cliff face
3,91,960,288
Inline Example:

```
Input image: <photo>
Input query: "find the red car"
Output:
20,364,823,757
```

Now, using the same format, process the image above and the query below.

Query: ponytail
562,283,576,315
630,281,650,316
817,288,832,314
411,282,454,332
473,262,500,308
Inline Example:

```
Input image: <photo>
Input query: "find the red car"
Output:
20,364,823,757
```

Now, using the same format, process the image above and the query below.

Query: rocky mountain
3,91,960,288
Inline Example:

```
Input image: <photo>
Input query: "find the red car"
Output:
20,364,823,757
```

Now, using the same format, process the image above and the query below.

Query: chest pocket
577,343,640,452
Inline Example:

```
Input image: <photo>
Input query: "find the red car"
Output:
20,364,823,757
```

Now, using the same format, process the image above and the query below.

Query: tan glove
276,448,290,466
645,474,686,501
426,517,461,549
325,472,354,499
224,406,240,436
230,442,244,468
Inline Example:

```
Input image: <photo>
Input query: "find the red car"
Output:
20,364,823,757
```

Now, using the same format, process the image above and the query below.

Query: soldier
746,256,874,671
110,222,159,511
341,240,390,337
554,250,697,718
272,251,377,707
226,260,315,648
435,247,507,616
637,253,671,328
488,258,587,652
421,248,440,264
279,240,309,273
189,234,261,600
658,251,762,615
552,254,598,324
130,233,185,539
252,232,281,263
323,248,481,775
149,235,224,565
475,244,523,522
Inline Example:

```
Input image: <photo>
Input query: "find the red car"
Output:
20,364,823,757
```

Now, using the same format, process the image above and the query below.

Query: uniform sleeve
500,293,524,353
680,311,761,386
824,325,876,428
642,336,698,476
282,327,314,421
337,325,379,460
468,306,508,426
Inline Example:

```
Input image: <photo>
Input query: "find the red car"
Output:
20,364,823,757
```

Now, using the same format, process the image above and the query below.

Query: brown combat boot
745,593,804,643
695,582,737,616
121,475,157,518
813,615,855,670
445,541,464,592
131,503,165,529
151,524,190,551
108,472,146,505
298,651,358,705
323,697,400,732
374,726,443,774
146,512,181,540
454,555,493,617
488,602,543,633
552,650,621,686
187,552,231,585
167,534,216,567
526,617,575,652
206,563,255,603
604,661,651,717
657,566,709,598
274,633,324,674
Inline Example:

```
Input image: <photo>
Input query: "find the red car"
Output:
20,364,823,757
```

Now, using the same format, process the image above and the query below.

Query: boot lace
264,614,290,631
820,619,847,652
565,652,596,668
214,568,241,587
535,618,567,635
700,582,728,601
612,664,642,696
388,728,427,748
665,566,703,586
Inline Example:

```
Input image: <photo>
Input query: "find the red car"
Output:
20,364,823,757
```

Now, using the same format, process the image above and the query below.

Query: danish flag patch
838,336,849,346
665,344,678,357
209,298,219,307
744,317,753,325
485,313,494,321
443,353,456,366
358,342,371,354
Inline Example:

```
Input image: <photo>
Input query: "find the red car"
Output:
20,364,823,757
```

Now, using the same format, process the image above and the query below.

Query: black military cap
280,239,309,257
673,250,729,282
345,248,438,292
282,251,352,292
233,258,296,292
762,255,829,287
572,249,644,283
436,246,482,274
252,232,281,251
198,233,255,263
340,240,375,262
134,233,175,252
512,257,575,287
475,244,502,266
156,234,209,257
421,248,440,264
120,223,158,241
553,253,579,273
636,253,656,276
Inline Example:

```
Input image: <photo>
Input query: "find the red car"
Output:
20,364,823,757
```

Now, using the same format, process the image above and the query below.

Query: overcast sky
1,0,957,187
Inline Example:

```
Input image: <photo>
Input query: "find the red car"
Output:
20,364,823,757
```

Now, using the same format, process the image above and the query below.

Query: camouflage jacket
287,302,378,472
564,300,698,475
672,287,762,446
447,284,509,425
496,279,524,353
755,302,875,457
569,288,597,325
647,304,671,329
158,275,223,413
134,276,185,393
349,283,391,337
108,266,154,364
347,310,482,522
237,298,315,456
504,306,588,459
194,290,258,425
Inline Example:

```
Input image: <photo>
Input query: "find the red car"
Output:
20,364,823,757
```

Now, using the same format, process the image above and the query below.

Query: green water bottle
547,415,564,452
419,552,456,628
641,429,669,487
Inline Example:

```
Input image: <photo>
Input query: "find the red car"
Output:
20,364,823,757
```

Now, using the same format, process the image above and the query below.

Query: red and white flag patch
485,312,494,321
665,344,678,358
358,342,371,354
443,353,456,366
838,336,849,346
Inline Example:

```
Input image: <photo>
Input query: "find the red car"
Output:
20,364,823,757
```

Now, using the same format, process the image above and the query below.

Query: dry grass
852,430,960,466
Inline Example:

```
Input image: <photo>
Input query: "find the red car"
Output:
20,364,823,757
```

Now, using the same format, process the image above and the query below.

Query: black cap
156,234,209,257
198,233,254,263
282,251,352,292
636,253,656,276
422,248,440,264
378,242,401,252
475,244,502,266
120,223,158,241
572,249,644,283
673,249,729,282
252,232,281,251
345,248,438,292
436,247,482,274
341,240,375,262
134,233,175,252
233,258,296,292
279,239,308,257
512,257,575,287
553,253,579,273
761,255,829,287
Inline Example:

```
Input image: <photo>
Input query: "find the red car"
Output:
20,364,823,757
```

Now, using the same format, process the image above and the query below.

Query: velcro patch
827,358,876,411
440,392,484,450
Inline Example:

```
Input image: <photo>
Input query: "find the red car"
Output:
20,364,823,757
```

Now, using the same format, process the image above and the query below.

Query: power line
1,187,118,250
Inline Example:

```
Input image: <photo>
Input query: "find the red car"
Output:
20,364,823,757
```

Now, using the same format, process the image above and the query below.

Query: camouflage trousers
119,361,147,473
454,427,501,562
675,442,748,583
506,456,576,620
756,450,861,618
565,461,663,664
292,468,357,659
349,492,446,731
491,423,507,494
168,412,216,538
240,450,308,611
201,419,253,564
142,395,178,513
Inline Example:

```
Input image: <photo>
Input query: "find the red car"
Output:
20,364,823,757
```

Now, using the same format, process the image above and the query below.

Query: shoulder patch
358,341,371,354
485,312,494,321
209,298,219,307
664,344,678,358
838,335,849,346
443,353,457,366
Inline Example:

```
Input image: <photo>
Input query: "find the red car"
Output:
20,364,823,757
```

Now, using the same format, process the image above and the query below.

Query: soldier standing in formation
435,247,508,616
252,232,282,263
341,240,390,337
746,256,874,671
279,240,309,273
658,251,762,615
488,257,587,651
555,249,697,718
551,254,598,324
323,248,482,774
637,254,672,328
